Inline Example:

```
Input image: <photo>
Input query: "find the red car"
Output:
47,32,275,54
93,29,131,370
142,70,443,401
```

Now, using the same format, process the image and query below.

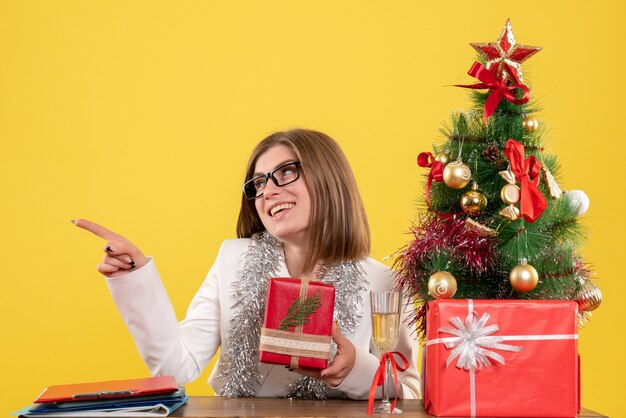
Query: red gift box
422,299,579,417
259,278,335,370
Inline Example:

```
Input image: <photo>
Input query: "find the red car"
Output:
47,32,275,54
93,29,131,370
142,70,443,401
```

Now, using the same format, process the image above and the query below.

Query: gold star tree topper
471,19,542,84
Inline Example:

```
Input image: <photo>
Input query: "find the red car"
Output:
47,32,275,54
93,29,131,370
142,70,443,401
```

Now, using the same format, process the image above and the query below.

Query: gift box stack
260,278,335,370
394,19,601,417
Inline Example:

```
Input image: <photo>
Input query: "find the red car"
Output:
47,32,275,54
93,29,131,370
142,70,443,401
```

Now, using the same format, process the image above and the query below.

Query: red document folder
34,376,178,403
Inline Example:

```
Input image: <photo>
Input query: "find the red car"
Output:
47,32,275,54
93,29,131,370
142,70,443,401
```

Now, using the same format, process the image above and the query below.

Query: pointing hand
72,219,149,278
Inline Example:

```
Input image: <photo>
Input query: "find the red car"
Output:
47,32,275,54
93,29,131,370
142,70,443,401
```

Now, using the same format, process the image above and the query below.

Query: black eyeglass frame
242,161,303,200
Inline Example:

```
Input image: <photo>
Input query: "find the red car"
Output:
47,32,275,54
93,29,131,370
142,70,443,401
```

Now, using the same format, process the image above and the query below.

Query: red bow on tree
417,152,444,181
367,351,409,415
504,139,547,222
456,62,530,124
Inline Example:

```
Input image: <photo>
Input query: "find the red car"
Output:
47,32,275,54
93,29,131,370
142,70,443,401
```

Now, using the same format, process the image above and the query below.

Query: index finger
72,219,120,241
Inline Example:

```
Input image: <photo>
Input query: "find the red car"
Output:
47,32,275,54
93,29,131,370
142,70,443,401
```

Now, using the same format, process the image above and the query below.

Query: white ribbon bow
438,311,523,371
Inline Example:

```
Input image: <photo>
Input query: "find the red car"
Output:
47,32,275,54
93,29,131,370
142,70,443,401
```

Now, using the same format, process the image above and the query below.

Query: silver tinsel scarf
217,232,367,399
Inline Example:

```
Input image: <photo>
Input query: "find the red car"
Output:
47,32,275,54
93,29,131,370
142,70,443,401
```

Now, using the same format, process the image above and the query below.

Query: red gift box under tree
423,299,579,417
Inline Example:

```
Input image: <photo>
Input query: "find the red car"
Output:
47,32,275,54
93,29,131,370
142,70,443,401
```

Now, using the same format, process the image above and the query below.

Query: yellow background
1,1,624,416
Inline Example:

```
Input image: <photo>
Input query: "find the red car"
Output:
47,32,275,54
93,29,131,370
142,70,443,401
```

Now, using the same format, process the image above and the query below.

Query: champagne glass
370,290,402,414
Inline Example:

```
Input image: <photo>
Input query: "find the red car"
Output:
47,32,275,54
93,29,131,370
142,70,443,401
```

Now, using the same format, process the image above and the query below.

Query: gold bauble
428,271,457,299
443,161,471,189
460,183,488,216
509,260,539,292
575,281,602,312
522,117,539,132
434,152,450,166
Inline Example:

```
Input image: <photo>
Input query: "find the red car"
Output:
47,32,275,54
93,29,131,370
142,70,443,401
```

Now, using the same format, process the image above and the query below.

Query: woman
74,129,419,400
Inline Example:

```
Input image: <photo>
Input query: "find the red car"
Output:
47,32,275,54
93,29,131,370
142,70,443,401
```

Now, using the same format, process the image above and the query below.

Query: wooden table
172,397,608,417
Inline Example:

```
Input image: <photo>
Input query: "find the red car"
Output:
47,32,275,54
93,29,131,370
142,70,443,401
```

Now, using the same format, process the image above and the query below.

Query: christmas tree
395,19,601,338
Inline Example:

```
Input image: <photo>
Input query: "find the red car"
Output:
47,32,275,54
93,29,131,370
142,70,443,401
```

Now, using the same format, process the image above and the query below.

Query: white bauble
565,190,590,216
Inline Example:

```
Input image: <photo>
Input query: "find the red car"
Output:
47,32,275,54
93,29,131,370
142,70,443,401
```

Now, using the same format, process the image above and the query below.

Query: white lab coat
106,238,420,399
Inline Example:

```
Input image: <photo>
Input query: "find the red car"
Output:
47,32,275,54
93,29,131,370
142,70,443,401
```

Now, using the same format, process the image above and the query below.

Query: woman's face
253,145,311,246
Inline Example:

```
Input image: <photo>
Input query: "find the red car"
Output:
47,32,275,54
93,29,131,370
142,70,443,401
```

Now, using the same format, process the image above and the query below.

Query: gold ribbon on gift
260,279,331,368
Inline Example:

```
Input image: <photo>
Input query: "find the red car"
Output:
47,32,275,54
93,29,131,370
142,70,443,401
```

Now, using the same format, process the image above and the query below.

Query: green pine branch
278,290,322,331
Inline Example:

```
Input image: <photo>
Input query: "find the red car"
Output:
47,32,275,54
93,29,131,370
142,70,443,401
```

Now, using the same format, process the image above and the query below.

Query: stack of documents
12,376,187,417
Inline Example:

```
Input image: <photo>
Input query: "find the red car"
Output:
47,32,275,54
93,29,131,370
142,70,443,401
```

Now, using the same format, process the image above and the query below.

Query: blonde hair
237,129,370,272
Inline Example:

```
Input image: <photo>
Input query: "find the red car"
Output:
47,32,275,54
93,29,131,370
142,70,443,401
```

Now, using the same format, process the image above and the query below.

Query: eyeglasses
242,161,302,199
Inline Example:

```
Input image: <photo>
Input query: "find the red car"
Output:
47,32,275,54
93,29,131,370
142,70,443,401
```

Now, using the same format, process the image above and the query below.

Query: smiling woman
73,128,420,400
238,130,370,277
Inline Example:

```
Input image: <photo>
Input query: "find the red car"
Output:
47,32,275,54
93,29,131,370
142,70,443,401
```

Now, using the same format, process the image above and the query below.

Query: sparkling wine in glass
370,290,402,414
